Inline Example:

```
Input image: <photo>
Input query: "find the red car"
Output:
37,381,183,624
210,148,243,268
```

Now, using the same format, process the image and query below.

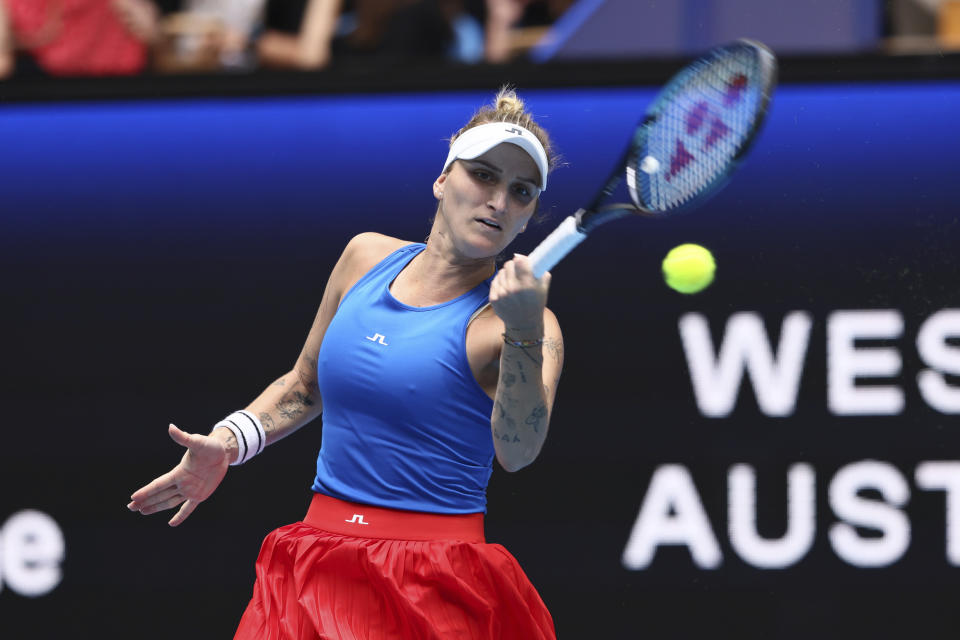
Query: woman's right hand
128,424,233,527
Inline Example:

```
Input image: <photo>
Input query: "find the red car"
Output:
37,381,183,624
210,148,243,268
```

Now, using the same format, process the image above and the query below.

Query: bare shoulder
338,232,412,286
344,232,410,266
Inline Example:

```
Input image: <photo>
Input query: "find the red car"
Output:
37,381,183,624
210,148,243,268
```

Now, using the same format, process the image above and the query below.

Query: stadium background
2,20,960,640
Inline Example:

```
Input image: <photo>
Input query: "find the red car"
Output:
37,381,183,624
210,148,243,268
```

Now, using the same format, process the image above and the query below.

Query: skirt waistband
303,492,485,543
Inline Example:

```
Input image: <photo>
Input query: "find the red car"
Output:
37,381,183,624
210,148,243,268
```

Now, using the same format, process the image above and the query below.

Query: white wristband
213,410,266,465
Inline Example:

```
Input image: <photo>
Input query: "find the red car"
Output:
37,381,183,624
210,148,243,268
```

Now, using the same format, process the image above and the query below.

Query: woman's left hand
489,254,550,332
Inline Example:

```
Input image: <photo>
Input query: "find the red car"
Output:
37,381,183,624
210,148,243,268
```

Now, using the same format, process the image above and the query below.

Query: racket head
625,39,778,216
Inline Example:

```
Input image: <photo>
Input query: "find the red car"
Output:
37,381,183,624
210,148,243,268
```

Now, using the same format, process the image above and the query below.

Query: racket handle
528,215,588,278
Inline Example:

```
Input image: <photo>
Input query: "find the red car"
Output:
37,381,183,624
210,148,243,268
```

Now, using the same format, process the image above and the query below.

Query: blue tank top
312,243,496,514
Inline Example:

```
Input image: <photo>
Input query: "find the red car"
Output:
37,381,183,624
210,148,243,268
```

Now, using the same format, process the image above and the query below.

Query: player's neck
426,231,496,279
391,238,494,307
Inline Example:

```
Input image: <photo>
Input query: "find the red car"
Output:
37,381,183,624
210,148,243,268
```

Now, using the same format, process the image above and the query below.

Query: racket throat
572,208,590,231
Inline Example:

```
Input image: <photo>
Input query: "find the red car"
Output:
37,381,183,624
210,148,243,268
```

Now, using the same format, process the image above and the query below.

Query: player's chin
462,233,514,259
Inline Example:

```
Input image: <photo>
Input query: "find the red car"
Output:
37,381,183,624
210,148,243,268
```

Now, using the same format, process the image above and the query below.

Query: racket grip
528,215,588,278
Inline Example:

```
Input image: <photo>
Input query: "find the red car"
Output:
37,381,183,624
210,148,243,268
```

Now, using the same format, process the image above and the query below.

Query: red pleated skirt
234,493,556,640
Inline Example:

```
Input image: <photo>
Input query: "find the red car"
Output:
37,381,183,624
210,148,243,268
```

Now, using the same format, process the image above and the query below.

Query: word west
0,510,64,597
679,308,960,416
622,461,960,570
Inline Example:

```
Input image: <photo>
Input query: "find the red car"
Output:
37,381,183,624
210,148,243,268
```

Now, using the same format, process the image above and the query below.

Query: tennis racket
529,39,778,278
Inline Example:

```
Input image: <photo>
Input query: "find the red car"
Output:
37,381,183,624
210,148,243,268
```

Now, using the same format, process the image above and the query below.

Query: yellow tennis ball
662,244,716,294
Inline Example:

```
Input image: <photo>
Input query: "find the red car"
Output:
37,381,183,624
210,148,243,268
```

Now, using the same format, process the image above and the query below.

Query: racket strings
637,44,769,213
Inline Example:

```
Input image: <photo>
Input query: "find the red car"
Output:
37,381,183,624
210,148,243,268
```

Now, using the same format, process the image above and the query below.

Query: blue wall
4,82,958,240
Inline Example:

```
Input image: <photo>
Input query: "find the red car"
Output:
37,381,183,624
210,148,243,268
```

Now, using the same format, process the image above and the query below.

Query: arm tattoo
277,400,300,420
524,404,548,433
272,378,287,387
221,429,238,449
503,372,517,388
518,345,543,366
516,360,527,383
259,412,276,436
277,391,315,420
496,401,517,429
494,427,521,443
295,391,315,407
544,337,563,363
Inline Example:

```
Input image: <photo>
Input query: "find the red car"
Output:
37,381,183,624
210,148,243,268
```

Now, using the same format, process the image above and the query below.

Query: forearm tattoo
515,345,543,366
496,400,517,429
494,427,521,443
524,404,548,433
516,359,527,383
493,332,555,457
277,390,315,420
258,411,276,436
221,429,238,449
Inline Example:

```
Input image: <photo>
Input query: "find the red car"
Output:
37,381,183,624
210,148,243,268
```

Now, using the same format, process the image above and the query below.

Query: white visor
443,122,549,192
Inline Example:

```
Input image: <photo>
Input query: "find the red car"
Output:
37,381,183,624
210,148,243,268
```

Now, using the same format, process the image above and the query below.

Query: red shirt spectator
4,0,155,75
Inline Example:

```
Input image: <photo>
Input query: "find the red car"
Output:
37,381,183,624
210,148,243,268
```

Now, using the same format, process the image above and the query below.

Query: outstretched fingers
128,485,181,513
127,423,203,512
128,469,178,510
169,499,198,527
139,493,186,516
128,424,229,525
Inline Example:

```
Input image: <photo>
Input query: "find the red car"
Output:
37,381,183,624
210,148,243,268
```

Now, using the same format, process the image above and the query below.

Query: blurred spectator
0,0,165,78
0,2,11,77
887,0,960,51
254,0,571,69
484,0,571,62
155,0,266,71
254,0,342,69
155,0,479,72
0,0,571,79
255,0,484,70
943,1,960,47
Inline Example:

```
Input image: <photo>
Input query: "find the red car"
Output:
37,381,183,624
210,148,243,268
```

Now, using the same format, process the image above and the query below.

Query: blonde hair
449,87,558,175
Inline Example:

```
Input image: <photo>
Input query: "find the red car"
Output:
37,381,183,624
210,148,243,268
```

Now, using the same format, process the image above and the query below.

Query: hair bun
452,86,558,173
494,89,526,120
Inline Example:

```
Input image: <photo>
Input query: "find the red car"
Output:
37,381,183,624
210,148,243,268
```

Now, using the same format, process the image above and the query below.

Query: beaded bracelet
502,333,544,348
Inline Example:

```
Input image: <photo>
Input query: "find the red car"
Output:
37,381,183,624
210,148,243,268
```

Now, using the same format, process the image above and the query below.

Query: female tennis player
128,88,563,639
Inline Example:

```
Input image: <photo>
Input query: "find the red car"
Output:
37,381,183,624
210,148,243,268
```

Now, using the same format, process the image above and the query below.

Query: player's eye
513,183,534,201
473,169,494,182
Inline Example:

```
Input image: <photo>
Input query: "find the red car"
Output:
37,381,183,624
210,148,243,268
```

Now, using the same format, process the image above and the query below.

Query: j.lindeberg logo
345,514,370,525
366,333,388,345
